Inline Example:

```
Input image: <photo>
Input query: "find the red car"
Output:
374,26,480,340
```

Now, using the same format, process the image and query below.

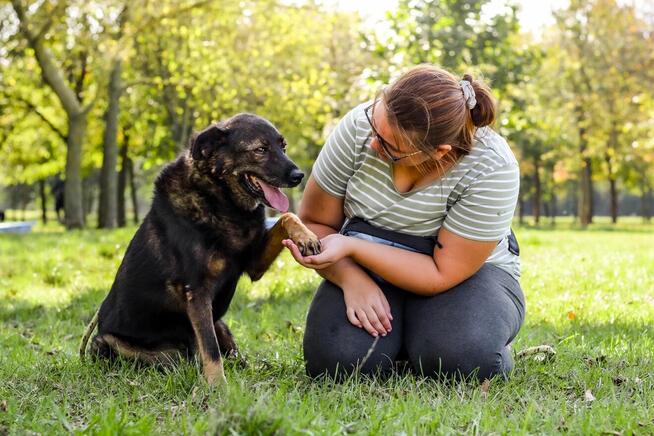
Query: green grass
1,218,653,434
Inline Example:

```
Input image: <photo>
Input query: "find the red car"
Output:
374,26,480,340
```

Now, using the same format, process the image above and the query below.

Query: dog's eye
255,147,267,154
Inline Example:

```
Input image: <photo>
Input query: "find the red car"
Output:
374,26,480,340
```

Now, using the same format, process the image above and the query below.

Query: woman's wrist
343,236,368,265
318,256,367,288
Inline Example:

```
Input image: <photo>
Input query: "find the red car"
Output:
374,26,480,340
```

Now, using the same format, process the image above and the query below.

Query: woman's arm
286,227,497,296
297,177,393,336
348,228,497,295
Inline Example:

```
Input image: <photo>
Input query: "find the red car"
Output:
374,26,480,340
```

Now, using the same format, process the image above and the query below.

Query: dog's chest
214,218,265,254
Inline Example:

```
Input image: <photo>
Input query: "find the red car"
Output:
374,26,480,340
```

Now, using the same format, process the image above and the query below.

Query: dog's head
189,114,303,212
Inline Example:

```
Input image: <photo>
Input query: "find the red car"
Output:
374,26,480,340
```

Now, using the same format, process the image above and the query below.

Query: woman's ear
190,124,228,160
435,144,452,160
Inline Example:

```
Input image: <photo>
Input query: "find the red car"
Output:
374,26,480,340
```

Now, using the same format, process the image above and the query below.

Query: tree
9,0,100,228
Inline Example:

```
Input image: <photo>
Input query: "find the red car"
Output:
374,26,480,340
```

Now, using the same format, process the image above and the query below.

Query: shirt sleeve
442,162,520,241
311,105,361,198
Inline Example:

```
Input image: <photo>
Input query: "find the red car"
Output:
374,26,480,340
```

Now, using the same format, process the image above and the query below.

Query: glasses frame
364,103,424,162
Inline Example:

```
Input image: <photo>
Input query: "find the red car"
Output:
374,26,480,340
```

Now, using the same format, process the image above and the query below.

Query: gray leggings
303,263,525,381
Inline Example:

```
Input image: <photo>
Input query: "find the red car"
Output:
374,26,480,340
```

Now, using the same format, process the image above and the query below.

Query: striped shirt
312,102,521,279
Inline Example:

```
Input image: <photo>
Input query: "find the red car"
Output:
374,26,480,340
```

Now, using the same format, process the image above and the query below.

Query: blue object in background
0,221,37,234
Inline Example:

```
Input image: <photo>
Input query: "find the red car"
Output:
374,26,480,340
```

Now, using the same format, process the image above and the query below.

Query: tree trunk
606,122,619,224
548,164,556,225
642,181,652,223
82,176,97,222
569,181,579,223
65,113,86,228
608,176,618,224
128,157,139,224
577,127,593,227
647,186,653,223
117,139,129,228
533,157,541,225
39,179,47,224
518,195,525,225
98,59,122,229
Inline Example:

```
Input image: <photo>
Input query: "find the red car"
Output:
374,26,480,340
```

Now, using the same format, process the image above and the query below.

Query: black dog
80,114,320,385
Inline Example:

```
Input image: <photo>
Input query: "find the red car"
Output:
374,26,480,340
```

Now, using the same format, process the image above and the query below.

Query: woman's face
368,101,450,168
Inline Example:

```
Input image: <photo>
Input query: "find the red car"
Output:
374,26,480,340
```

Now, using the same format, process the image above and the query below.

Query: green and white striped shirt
312,102,521,279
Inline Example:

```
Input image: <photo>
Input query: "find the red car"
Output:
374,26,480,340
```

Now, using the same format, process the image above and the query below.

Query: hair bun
463,73,496,127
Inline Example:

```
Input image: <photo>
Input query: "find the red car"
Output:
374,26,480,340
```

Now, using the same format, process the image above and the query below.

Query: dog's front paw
293,230,321,257
281,213,322,256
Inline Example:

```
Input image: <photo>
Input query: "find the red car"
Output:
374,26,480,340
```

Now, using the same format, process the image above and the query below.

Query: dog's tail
79,309,100,360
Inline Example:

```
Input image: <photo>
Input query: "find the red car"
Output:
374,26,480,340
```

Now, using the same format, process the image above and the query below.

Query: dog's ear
190,124,229,160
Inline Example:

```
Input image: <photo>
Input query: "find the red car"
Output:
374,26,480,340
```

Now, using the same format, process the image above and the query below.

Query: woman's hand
342,275,393,337
283,234,355,270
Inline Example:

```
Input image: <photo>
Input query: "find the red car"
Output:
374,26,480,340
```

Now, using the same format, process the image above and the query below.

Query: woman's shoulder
470,127,518,168
349,101,373,130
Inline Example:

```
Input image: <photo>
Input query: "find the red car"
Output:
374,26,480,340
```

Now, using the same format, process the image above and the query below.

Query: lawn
1,217,653,434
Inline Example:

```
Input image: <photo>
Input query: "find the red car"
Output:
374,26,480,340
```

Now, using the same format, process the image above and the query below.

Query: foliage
1,0,653,221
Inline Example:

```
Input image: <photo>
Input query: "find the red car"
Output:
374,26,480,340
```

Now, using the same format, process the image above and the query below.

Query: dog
80,113,321,385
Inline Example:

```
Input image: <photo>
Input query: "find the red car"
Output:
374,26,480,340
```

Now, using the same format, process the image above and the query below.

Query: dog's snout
288,169,304,186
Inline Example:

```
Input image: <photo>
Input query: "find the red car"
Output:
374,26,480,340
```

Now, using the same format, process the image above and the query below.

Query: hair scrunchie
459,80,477,109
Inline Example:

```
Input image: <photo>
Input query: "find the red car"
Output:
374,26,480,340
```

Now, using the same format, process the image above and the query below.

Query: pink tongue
258,180,289,212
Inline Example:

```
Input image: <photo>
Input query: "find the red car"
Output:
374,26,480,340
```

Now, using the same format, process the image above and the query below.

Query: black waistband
340,217,520,258
340,217,436,256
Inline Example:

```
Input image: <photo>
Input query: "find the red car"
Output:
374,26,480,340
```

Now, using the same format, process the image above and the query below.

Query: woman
283,65,525,381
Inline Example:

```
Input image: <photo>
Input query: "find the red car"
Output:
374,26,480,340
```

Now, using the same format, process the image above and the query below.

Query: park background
1,0,653,434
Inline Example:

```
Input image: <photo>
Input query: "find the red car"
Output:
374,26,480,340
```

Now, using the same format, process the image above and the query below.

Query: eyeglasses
364,103,424,162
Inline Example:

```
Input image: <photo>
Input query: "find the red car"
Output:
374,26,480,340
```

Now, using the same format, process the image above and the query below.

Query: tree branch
11,94,68,142
33,0,68,41
10,0,84,116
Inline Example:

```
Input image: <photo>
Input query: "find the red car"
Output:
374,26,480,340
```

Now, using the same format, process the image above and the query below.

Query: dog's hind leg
214,319,246,366
89,334,184,367
214,320,237,356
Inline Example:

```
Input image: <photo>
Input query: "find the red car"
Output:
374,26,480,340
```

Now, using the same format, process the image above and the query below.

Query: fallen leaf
567,311,577,320
584,389,596,402
480,379,491,399
516,345,556,361
0,400,7,412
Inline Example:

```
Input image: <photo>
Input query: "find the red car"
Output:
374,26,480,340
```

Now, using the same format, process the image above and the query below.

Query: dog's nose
289,169,304,186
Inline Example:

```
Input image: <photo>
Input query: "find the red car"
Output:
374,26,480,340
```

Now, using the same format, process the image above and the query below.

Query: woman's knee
408,338,513,381
303,337,396,380
302,279,403,380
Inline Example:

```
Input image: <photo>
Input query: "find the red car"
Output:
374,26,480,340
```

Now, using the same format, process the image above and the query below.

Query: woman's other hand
341,274,393,337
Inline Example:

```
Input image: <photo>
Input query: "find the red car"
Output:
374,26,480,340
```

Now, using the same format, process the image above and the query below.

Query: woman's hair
378,64,496,171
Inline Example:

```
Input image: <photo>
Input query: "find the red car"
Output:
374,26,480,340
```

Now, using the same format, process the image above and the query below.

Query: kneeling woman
284,65,525,381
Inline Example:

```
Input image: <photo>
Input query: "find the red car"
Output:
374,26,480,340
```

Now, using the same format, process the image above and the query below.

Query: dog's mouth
242,173,289,213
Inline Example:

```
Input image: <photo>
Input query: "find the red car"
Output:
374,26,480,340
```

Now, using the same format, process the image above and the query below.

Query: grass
1,216,653,434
